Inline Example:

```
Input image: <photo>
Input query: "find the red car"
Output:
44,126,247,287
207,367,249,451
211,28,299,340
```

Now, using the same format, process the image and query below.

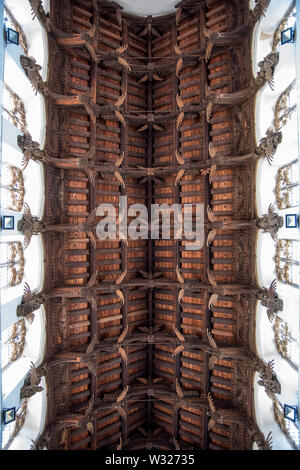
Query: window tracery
0,164,25,211
274,316,298,370
3,84,27,133
275,160,299,210
0,242,24,288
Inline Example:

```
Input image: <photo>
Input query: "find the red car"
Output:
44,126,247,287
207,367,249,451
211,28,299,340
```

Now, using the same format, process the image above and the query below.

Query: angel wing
116,386,128,403
172,345,185,357
268,203,276,215
176,7,182,26
86,422,94,434
116,289,125,305
208,141,216,159
206,102,213,123
176,379,184,398
176,94,184,109
23,202,33,220
84,397,94,417
209,355,218,370
176,266,185,284
25,313,35,325
116,437,122,451
117,56,131,72
116,44,128,55
173,325,185,342
115,110,126,127
207,206,217,223
209,164,217,184
268,279,277,298
176,151,185,166
29,0,40,20
265,360,275,380
153,124,165,131
207,392,216,413
88,231,97,249
115,152,125,168
138,74,148,84
87,360,97,376
176,58,183,77
118,347,128,363
206,229,217,247
29,362,41,386
264,431,273,450
23,282,33,303
208,293,218,310
178,288,185,304
85,168,96,184
137,124,148,132
270,229,278,242
177,112,185,130
115,92,127,108
117,326,128,343
87,271,98,288
85,335,97,356
23,231,33,250
207,329,217,350
174,44,182,56
85,209,96,227
116,269,127,285
21,151,32,170
153,74,163,82
175,169,185,186
206,41,213,63
208,417,216,431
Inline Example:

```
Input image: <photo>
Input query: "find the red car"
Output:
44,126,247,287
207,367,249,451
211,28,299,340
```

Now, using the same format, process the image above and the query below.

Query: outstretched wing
208,293,218,310
176,151,185,166
116,386,128,403
23,282,33,303
86,210,96,227
209,164,217,184
29,362,40,386
84,397,94,417
85,335,97,356
23,231,33,250
264,431,273,450
116,44,128,55
115,152,125,168
176,379,184,398
208,141,217,159
268,203,276,215
117,326,128,343
207,269,217,288
207,392,216,413
176,266,185,284
23,202,32,221
268,279,277,298
207,229,216,246
265,360,275,380
173,325,185,342
21,151,31,170
207,329,217,350
207,206,217,223
115,91,127,108
87,271,98,288
116,269,127,285
208,418,216,431
176,94,184,110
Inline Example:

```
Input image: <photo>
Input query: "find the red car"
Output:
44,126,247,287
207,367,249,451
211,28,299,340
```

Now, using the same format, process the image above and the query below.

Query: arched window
2,399,28,450
276,160,299,210
274,316,298,370
0,164,25,211
1,319,27,369
0,242,24,288
272,3,296,53
275,239,299,287
273,399,299,450
3,84,27,133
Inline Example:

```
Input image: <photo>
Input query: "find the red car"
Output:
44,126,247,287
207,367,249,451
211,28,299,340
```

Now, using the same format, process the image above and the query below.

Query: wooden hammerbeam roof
18,0,279,451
